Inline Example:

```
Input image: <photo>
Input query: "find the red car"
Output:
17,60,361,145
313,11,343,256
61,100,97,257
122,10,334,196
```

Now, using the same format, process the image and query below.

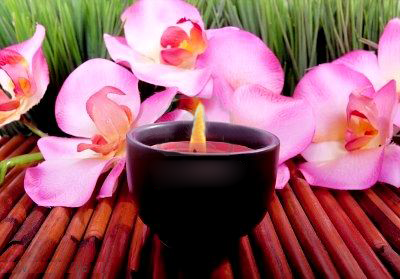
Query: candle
154,103,252,153
126,103,280,256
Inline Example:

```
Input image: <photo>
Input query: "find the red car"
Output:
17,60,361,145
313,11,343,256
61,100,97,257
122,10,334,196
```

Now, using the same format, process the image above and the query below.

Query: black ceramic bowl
126,121,279,250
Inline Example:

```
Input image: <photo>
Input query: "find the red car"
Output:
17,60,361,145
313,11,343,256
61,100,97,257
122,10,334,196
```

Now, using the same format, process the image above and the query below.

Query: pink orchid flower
24,59,182,207
333,18,400,126
0,24,49,126
104,0,210,97
294,63,399,189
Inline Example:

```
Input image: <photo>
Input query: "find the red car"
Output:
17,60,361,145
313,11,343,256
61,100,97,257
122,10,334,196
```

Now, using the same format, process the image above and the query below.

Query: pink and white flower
24,59,180,207
104,0,210,96
333,18,400,126
104,0,284,105
0,24,49,126
294,63,399,189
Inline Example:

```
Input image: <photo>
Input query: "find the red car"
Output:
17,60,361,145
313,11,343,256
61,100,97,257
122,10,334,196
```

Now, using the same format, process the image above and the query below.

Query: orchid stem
0,152,44,185
21,117,47,138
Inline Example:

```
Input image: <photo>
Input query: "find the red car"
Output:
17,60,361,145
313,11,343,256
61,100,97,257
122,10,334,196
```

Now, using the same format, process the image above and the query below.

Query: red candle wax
153,141,252,153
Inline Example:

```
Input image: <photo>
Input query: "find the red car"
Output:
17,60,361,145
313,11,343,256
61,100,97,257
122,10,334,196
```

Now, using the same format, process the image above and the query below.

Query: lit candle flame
189,102,206,153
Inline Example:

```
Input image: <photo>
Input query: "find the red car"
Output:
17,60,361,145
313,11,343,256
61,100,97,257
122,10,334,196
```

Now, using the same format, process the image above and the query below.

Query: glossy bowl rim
127,121,280,157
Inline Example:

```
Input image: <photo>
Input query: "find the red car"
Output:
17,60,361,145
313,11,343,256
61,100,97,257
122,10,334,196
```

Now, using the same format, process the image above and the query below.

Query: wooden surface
1,136,400,278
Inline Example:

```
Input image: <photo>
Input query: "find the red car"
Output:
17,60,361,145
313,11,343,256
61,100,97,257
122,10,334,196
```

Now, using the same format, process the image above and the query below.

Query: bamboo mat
1,136,400,279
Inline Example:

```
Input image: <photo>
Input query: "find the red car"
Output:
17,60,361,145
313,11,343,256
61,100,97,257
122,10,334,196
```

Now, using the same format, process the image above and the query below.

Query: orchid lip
159,17,207,68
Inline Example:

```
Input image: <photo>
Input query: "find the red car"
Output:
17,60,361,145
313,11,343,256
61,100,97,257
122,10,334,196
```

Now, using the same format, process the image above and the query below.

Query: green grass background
0,0,398,135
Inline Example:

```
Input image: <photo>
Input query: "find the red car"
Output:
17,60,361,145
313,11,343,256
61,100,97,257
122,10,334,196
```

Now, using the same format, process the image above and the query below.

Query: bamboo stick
83,196,116,240
278,185,339,278
268,192,314,279
69,237,99,279
5,136,37,159
92,182,137,278
314,188,392,279
0,171,26,221
290,175,366,278
0,245,25,279
44,200,95,279
0,194,34,252
0,135,25,160
335,191,400,276
150,235,168,279
0,207,49,276
12,207,50,245
128,217,150,275
353,189,400,251
374,185,400,218
0,137,9,147
68,196,116,279
236,236,260,279
209,258,234,279
251,212,293,278
10,207,73,279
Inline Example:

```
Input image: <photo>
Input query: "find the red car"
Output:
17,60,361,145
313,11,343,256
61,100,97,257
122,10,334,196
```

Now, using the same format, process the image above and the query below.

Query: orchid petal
276,164,289,189
293,63,375,142
373,80,397,142
134,87,177,127
197,28,284,95
185,78,231,123
29,48,49,105
98,158,126,198
38,136,98,160
299,147,384,190
333,50,387,91
25,158,110,207
302,141,347,162
394,104,400,127
122,0,204,59
379,144,400,187
102,35,133,68
6,24,46,71
55,59,140,138
231,84,315,164
378,18,400,89
202,94,231,123
196,78,213,99
205,27,240,39
157,109,193,122
104,34,210,96
208,76,236,112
